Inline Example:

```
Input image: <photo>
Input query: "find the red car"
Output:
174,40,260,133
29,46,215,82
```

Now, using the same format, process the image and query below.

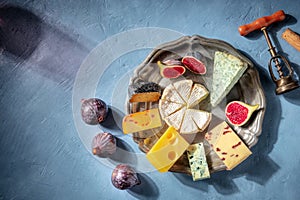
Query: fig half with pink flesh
157,61,186,79
225,101,259,126
181,56,206,75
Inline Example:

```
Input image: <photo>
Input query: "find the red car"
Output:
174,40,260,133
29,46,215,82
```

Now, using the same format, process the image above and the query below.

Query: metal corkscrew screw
239,10,299,95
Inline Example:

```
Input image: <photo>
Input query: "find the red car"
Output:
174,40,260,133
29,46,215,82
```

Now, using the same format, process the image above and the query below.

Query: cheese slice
187,143,210,181
122,108,162,134
210,51,248,107
161,84,186,105
159,99,184,119
204,121,252,170
146,126,189,172
180,109,199,134
189,109,212,131
164,107,187,130
173,79,193,103
188,83,209,108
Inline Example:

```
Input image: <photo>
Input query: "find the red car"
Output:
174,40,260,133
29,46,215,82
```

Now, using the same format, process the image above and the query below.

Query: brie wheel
159,80,211,134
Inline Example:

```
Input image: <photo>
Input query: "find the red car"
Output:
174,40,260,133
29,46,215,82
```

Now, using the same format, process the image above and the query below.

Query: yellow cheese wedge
122,108,162,134
146,126,189,172
204,121,252,170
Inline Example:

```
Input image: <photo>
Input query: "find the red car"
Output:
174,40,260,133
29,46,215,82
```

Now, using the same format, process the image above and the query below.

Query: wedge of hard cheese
210,51,248,107
146,126,189,172
122,108,162,134
204,121,252,170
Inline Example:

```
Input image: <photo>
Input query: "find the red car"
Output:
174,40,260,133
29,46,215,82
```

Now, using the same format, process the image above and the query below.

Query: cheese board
126,35,266,175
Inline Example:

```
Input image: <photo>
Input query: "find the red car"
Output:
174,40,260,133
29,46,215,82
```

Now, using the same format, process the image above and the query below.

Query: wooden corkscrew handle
238,10,286,36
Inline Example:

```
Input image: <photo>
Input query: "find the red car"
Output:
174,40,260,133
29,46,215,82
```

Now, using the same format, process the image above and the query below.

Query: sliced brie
189,109,211,131
173,79,193,103
159,99,184,119
159,80,212,134
161,84,186,105
164,107,187,130
180,109,199,134
188,83,209,108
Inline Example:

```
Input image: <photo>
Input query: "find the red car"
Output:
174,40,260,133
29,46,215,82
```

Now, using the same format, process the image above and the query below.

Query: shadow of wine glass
173,53,281,195
0,5,42,59
0,4,91,89
127,173,160,200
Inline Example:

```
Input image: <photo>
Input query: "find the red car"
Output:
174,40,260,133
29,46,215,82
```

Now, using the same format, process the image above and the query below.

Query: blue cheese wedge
187,142,210,181
210,51,248,107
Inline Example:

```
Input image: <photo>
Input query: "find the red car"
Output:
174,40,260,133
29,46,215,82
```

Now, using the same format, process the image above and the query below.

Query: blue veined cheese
210,51,248,107
187,142,210,181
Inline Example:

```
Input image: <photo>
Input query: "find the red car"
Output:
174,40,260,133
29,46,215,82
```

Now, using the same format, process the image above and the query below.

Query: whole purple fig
81,98,108,125
111,164,141,190
92,132,116,157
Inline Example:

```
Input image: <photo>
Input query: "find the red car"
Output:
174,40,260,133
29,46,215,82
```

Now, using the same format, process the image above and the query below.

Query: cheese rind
146,126,189,172
210,51,248,107
122,108,162,134
187,143,210,181
129,92,161,102
205,121,252,170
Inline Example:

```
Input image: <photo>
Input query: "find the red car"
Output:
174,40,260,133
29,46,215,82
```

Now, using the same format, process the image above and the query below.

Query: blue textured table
1,0,300,199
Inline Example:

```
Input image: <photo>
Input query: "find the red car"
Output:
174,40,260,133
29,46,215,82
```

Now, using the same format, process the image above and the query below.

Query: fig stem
92,148,98,155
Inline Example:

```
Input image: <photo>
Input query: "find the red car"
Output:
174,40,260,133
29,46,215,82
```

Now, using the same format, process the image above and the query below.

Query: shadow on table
106,137,138,168
0,5,41,59
128,173,160,200
99,106,138,169
282,62,300,105
173,53,281,195
99,106,125,136
0,4,90,89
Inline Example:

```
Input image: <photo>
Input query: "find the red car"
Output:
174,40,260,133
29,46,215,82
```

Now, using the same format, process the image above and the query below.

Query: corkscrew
239,10,299,94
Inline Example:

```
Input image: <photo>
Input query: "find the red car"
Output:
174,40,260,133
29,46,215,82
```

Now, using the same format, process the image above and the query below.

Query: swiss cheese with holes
146,126,189,172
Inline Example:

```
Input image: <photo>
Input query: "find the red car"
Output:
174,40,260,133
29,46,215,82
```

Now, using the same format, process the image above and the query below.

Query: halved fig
157,61,186,79
225,101,259,126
